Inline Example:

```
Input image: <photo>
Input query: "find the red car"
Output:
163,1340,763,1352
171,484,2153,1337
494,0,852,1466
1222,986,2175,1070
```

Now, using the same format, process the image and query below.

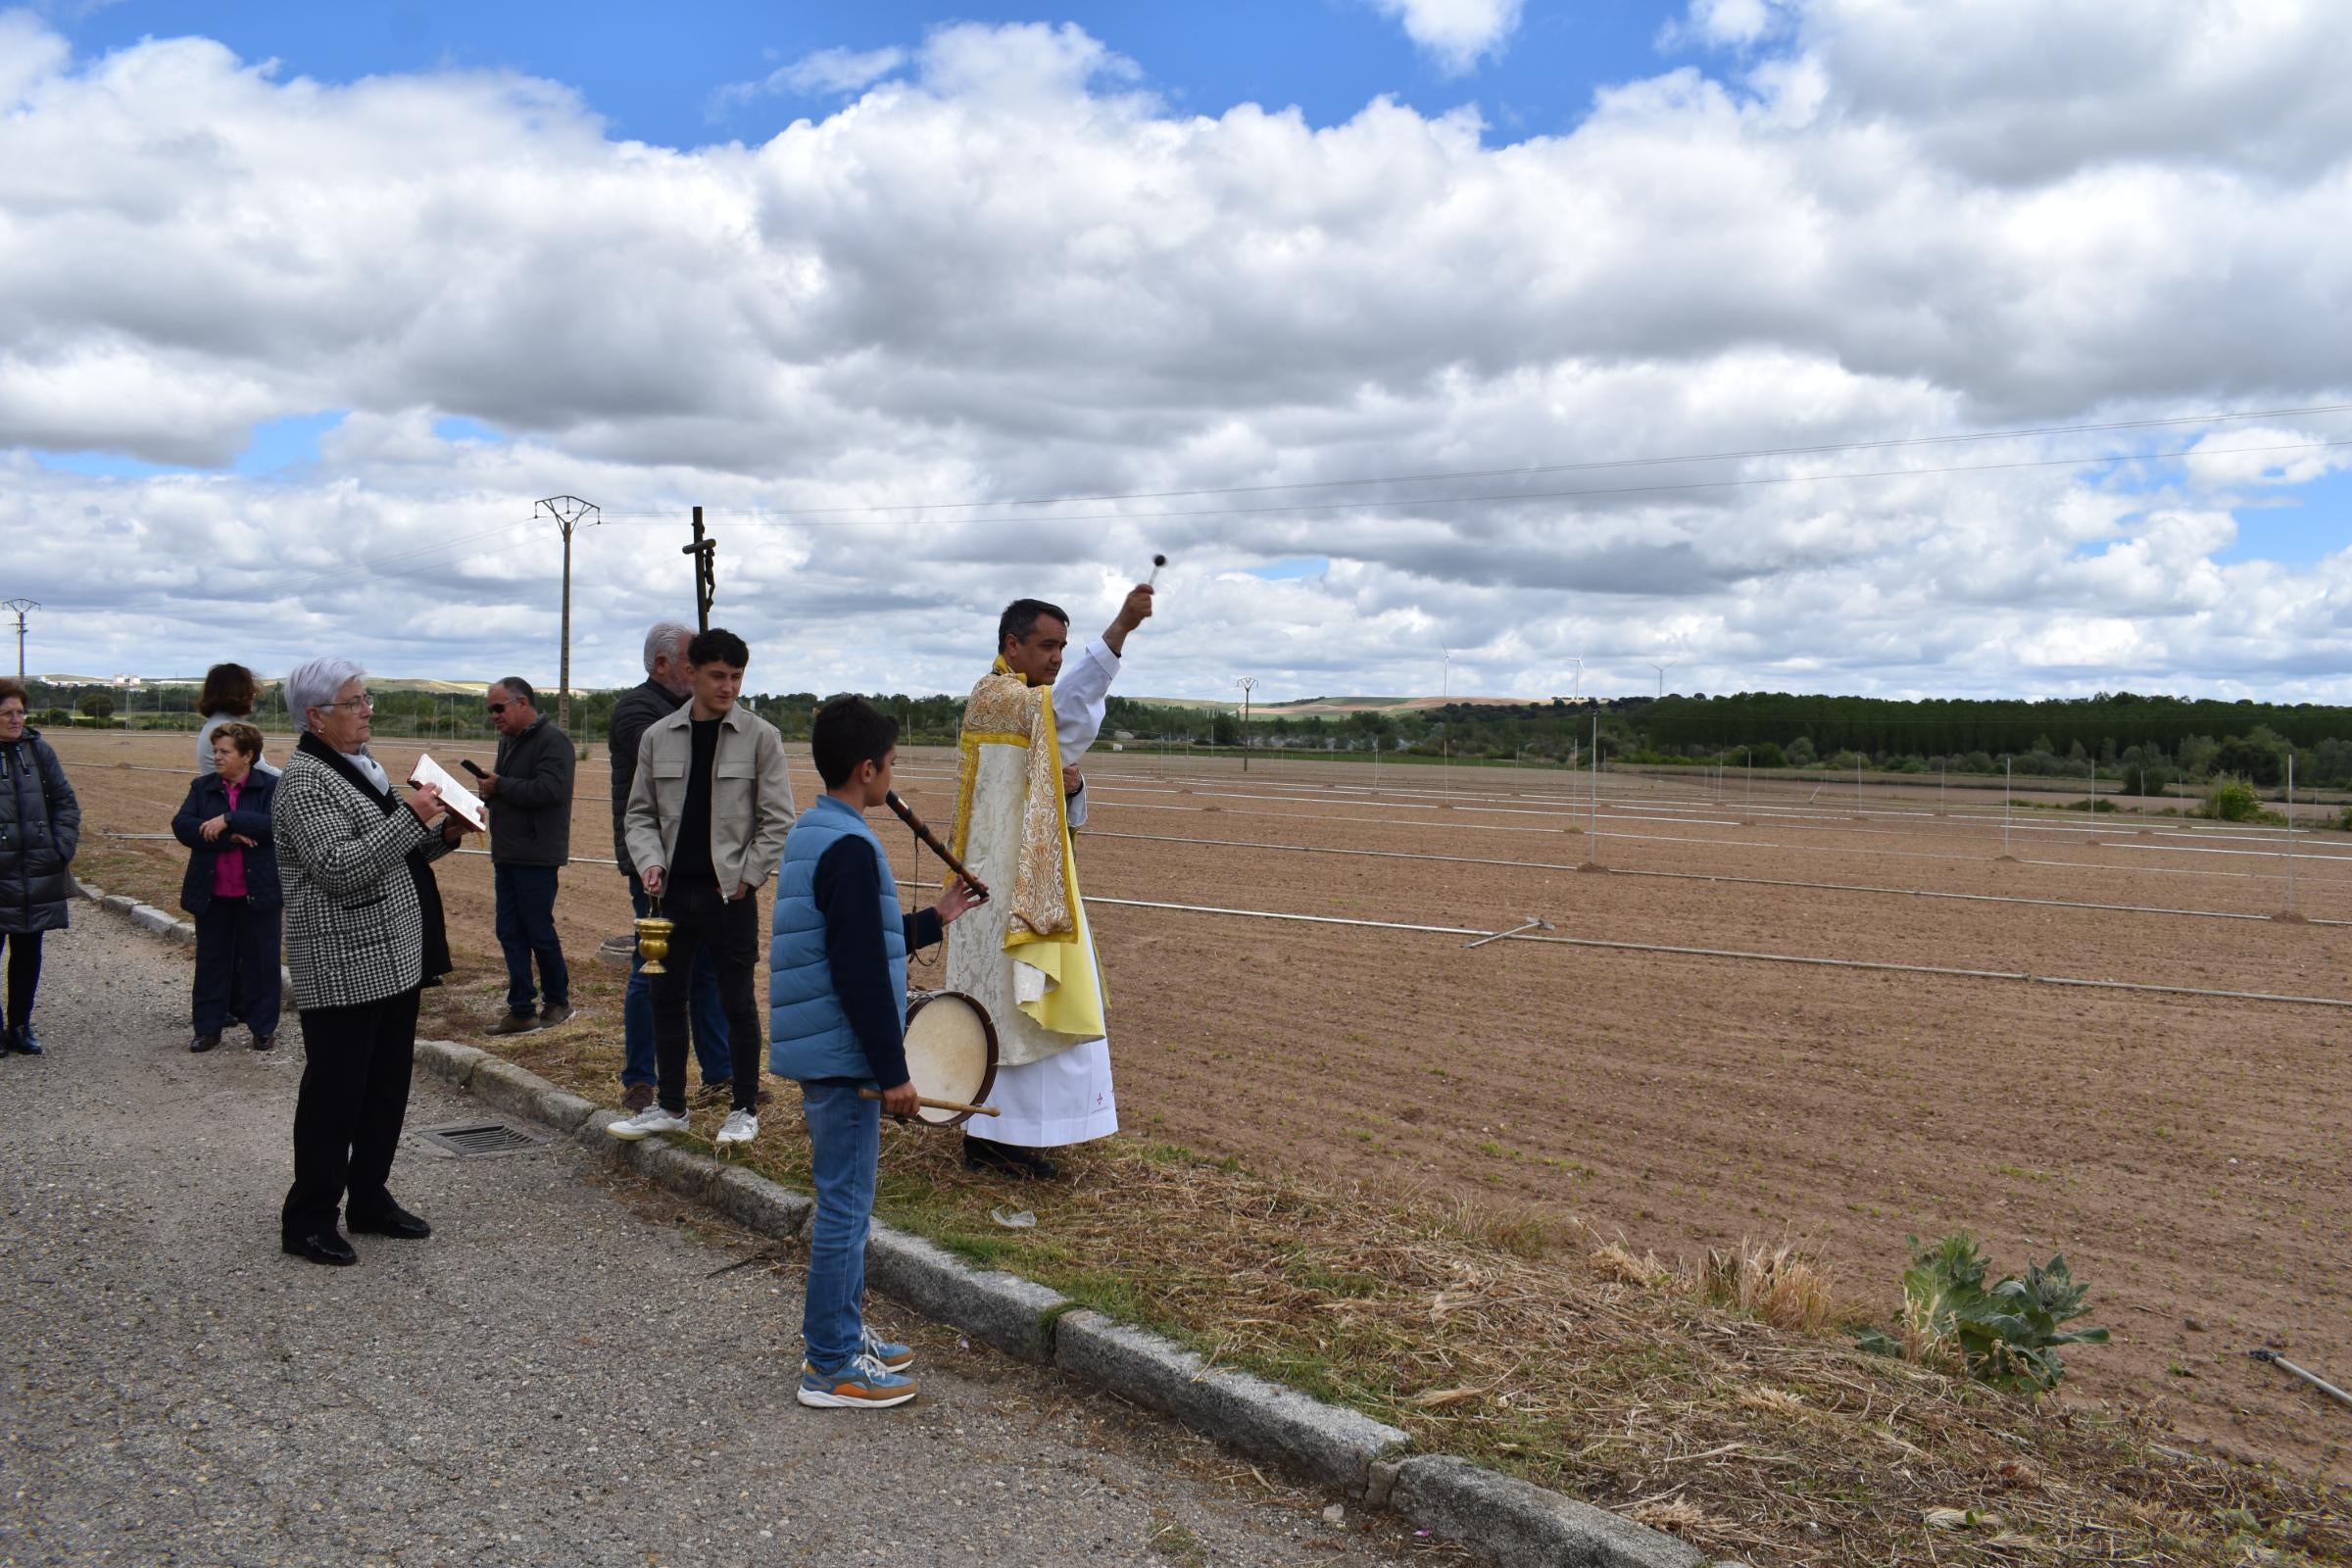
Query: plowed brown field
52,730,2352,1482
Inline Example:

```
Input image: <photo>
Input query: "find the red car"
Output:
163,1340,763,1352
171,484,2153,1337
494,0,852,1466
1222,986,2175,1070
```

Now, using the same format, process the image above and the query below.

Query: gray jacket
275,746,458,1011
488,715,574,868
624,703,796,894
608,678,684,878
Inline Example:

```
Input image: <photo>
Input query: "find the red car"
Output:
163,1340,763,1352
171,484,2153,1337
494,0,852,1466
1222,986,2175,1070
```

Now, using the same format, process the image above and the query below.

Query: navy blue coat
0,729,79,935
172,768,282,915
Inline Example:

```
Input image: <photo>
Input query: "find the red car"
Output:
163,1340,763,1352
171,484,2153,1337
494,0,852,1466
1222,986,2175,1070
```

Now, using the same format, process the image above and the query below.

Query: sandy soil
51,731,2352,1483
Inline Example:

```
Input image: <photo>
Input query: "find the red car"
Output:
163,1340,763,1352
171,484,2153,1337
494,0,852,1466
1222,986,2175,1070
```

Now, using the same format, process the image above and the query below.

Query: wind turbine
1649,661,1675,700
1571,656,1585,703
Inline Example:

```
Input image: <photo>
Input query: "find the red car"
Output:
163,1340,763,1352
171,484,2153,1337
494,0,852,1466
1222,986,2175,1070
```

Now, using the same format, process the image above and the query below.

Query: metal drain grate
416,1120,551,1158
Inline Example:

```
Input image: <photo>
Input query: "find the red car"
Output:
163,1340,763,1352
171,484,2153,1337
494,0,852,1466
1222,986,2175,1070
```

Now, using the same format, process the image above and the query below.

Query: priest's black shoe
962,1134,1059,1181
347,1203,431,1240
282,1231,358,1267
190,1032,221,1054
5,1024,41,1055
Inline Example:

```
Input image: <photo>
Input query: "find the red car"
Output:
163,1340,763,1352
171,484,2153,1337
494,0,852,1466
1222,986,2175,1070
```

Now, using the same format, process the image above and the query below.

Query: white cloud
1670,0,1795,49
2,10,2351,702
1365,0,1524,74
711,44,906,114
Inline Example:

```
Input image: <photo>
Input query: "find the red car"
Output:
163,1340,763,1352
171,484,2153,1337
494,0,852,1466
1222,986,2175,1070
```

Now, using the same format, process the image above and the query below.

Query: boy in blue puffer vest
770,697,978,1408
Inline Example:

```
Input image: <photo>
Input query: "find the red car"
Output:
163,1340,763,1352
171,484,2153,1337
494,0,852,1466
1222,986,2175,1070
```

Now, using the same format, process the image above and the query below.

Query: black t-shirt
671,717,721,885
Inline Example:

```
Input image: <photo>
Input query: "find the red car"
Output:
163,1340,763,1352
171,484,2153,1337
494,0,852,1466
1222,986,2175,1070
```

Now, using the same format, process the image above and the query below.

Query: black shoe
250,1033,275,1052
7,1025,40,1056
962,1135,1060,1181
347,1203,431,1240
190,1033,221,1054
282,1230,358,1266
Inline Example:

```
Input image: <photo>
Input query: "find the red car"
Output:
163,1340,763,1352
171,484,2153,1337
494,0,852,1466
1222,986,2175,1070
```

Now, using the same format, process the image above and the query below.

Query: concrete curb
86,890,1708,1568
866,1221,1068,1365
1054,1309,1411,1496
1389,1456,1707,1568
80,884,291,987
710,1165,813,1239
412,1038,485,1090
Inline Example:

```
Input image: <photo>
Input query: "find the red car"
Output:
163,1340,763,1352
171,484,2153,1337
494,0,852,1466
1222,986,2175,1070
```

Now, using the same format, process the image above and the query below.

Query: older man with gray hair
608,621,733,1112
273,657,471,1265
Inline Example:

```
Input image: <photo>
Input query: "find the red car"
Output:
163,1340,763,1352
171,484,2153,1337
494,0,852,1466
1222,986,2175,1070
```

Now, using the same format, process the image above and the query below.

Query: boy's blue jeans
622,876,731,1090
800,1080,879,1375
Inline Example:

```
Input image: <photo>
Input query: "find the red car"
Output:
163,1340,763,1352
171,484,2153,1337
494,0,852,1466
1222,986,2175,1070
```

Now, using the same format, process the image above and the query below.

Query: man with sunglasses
480,677,576,1035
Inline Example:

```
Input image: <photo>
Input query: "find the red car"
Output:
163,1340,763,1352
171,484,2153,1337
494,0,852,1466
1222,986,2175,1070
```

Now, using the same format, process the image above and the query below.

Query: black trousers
281,986,420,1241
650,878,760,1115
192,898,282,1038
0,930,39,1029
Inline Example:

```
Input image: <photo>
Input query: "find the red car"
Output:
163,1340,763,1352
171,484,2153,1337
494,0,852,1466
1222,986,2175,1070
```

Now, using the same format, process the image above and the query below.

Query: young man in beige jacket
613,627,797,1148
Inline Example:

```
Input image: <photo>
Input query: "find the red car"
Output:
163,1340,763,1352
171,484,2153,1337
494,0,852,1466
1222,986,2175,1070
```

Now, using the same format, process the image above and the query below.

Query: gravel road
0,917,1428,1567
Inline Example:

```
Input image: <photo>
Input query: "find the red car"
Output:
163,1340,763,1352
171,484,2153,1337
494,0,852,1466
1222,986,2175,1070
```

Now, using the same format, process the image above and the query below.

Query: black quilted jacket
0,729,81,935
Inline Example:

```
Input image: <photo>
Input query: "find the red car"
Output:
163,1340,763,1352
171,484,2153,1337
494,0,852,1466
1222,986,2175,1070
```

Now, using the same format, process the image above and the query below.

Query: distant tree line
24,677,2351,792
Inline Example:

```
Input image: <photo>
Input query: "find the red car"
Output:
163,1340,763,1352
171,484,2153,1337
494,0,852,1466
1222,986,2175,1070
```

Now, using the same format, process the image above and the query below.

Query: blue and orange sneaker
804,1328,914,1376
798,1352,917,1409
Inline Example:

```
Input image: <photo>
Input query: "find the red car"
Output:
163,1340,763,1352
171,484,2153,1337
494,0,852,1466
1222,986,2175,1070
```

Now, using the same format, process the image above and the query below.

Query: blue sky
10,2,2352,699
61,0,1685,150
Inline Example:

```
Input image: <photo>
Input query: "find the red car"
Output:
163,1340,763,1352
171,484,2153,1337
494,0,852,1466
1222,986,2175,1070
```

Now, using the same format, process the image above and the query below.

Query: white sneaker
715,1108,760,1148
608,1105,689,1141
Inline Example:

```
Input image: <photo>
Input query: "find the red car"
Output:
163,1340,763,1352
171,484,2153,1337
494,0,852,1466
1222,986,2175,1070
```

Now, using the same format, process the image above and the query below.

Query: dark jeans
192,897,282,1038
281,987,420,1241
649,879,760,1115
625,876,729,1090
0,930,39,1029
493,863,569,1016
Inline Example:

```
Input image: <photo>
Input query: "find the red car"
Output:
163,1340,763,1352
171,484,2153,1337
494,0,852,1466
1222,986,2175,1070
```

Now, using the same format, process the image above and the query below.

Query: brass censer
634,899,675,975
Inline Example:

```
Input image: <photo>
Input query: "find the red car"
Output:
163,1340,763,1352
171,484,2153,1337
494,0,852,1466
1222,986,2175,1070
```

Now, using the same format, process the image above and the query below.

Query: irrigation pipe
2247,1349,2352,1412
1064,893,2352,1011
1085,830,2348,927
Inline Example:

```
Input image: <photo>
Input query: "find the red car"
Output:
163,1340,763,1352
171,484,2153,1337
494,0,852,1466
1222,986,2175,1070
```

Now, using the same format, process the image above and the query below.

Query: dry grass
1698,1240,1844,1336
436,966,2351,1568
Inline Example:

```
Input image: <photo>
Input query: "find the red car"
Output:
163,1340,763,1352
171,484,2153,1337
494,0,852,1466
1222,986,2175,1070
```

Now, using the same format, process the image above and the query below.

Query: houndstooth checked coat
274,742,459,1012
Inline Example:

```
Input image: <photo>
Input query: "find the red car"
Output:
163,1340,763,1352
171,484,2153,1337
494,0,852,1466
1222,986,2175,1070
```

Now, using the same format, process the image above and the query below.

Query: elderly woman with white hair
272,658,474,1267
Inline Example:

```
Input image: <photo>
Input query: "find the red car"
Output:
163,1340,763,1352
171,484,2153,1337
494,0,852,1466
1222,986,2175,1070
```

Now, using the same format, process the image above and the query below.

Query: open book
408,753,488,832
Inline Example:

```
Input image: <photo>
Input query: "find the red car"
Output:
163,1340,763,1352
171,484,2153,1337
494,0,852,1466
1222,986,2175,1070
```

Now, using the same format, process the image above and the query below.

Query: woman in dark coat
172,721,282,1054
0,678,79,1056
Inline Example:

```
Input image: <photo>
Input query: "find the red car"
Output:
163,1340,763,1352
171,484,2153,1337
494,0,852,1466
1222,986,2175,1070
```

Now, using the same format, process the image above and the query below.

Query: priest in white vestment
947,587,1152,1179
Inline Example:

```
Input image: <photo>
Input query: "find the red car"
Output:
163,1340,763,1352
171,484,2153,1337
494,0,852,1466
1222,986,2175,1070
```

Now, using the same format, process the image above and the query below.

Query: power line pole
1234,676,1257,773
533,497,598,732
683,506,717,632
1,599,35,680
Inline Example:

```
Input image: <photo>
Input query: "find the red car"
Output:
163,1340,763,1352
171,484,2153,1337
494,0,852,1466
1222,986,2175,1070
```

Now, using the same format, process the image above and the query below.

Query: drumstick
884,790,989,903
1147,553,1167,587
859,1089,1001,1117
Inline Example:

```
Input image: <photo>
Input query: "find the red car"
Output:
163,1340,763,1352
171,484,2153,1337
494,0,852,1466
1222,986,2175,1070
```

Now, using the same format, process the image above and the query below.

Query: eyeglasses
322,692,374,712
486,703,508,714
